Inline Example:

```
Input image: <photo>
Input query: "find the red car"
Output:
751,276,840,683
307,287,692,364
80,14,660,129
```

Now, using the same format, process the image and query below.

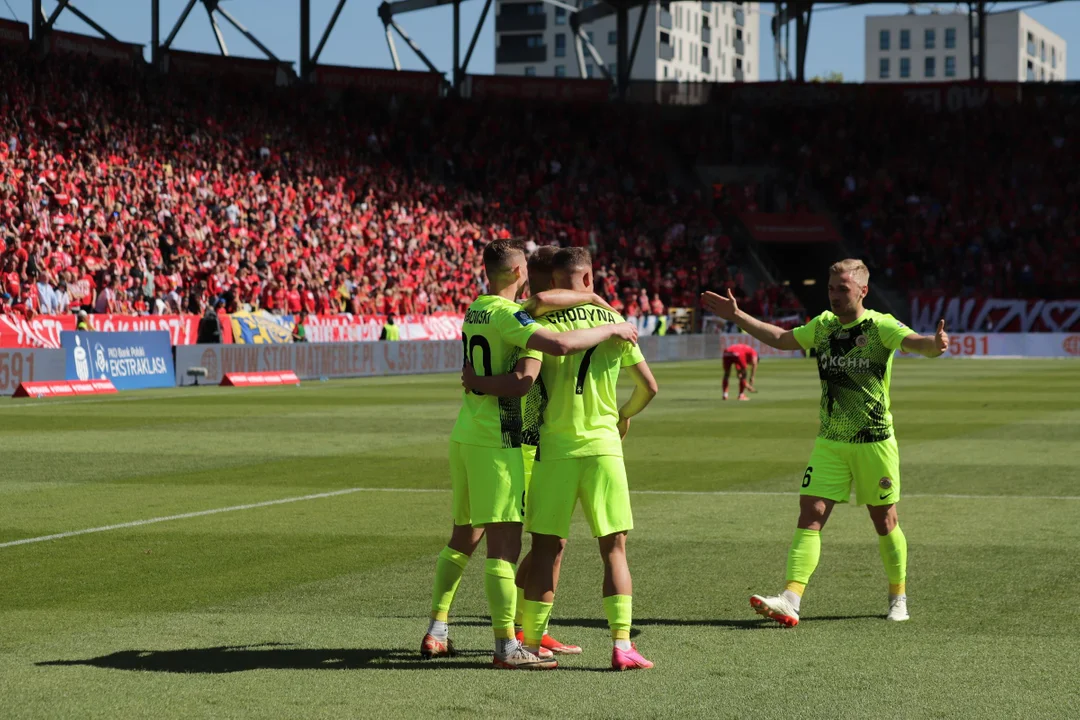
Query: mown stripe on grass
3,486,1078,550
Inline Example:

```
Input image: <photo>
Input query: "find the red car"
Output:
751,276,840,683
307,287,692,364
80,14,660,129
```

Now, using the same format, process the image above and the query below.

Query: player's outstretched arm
900,319,948,358
701,290,801,351
526,323,638,357
521,290,616,316
617,361,659,438
462,357,542,397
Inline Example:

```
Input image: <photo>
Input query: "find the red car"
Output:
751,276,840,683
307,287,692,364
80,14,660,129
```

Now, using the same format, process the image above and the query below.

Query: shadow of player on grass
37,643,498,673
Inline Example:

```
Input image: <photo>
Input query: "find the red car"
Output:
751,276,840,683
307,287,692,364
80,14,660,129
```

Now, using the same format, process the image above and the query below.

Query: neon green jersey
792,309,914,444
520,370,548,449
527,304,645,459
450,295,542,449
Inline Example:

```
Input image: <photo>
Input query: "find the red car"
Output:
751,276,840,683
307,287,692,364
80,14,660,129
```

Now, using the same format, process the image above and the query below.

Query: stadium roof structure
25,0,1076,97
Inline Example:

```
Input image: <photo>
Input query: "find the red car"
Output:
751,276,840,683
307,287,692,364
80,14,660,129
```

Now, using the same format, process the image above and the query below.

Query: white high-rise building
494,1,760,83
865,10,1066,83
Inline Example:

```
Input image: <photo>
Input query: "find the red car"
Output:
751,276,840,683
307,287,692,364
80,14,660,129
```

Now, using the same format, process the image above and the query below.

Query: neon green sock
878,525,908,595
484,559,517,639
514,586,526,627
521,599,554,649
602,594,633,641
785,528,821,586
430,546,469,622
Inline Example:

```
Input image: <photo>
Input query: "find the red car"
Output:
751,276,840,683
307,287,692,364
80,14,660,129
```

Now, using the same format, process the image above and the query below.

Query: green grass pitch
2,359,1079,719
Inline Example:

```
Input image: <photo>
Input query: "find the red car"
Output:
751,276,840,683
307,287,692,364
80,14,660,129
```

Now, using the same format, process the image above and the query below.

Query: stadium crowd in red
0,49,747,323
730,92,1080,298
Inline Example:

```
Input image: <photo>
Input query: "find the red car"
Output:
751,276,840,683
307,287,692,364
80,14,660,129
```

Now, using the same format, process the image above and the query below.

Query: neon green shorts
449,441,525,527
522,444,537,515
801,436,901,506
525,455,633,539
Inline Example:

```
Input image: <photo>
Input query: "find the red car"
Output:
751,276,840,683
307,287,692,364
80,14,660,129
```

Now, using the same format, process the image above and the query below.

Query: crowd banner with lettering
229,312,295,344
174,341,465,386
93,315,201,345
909,296,1080,333
0,349,67,395
61,331,175,390
0,315,76,348
304,313,464,343
739,213,842,243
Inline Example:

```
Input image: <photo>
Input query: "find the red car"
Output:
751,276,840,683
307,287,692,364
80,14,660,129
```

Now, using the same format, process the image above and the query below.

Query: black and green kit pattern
808,314,900,444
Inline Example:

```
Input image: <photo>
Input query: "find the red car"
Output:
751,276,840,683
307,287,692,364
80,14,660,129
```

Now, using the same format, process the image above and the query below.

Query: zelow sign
909,296,1080,333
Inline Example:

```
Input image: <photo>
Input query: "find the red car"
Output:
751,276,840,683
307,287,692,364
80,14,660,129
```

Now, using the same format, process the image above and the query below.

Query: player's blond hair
829,258,869,286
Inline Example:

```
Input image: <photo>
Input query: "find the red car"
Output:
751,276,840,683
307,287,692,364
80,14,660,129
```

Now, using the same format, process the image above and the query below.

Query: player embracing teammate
421,240,657,670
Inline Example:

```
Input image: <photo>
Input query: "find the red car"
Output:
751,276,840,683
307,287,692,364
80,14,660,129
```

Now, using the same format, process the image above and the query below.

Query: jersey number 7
575,346,597,395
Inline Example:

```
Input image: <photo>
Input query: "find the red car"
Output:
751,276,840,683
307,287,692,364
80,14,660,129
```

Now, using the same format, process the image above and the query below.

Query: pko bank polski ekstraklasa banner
61,331,175,390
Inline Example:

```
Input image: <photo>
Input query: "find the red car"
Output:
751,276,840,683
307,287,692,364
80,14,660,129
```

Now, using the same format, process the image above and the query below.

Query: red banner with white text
1,312,462,348
909,296,1080,334
92,315,203,346
305,313,464,343
0,315,76,348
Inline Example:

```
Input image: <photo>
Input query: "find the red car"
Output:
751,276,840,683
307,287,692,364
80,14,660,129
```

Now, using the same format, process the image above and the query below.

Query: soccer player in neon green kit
422,239,638,670
466,248,660,670
702,258,948,626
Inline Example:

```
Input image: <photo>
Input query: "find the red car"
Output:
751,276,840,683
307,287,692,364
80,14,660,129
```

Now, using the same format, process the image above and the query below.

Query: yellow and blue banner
229,312,294,344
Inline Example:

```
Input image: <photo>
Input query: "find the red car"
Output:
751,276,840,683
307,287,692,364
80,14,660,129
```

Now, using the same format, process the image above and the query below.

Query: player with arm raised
722,342,759,401
470,248,660,670
702,258,947,626
422,239,637,670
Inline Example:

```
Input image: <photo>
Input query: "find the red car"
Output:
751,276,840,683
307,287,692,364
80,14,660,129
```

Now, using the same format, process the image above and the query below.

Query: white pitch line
0,487,405,549
3,486,1078,550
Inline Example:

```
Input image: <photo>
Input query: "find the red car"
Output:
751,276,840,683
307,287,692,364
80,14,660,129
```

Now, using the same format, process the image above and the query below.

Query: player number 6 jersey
791,309,913,444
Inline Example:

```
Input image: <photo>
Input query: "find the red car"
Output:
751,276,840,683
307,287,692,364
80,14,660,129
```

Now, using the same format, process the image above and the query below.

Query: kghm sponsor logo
1064,335,1080,356
818,355,873,372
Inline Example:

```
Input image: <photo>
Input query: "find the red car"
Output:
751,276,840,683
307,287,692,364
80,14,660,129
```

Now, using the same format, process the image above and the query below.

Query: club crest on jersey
879,477,892,490
513,310,536,327
856,335,868,347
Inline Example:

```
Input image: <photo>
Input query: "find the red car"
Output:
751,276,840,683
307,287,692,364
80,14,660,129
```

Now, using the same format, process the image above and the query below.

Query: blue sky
1,1,1075,81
